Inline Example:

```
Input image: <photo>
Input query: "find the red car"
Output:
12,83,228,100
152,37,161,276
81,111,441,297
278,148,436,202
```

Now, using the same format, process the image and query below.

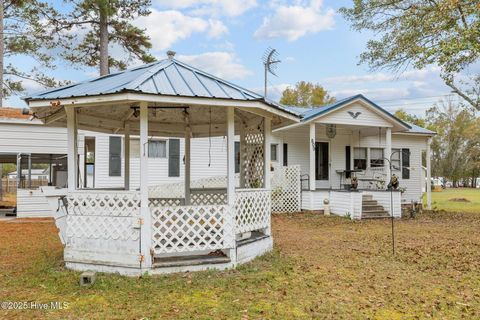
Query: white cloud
254,0,335,41
154,0,258,17
207,19,228,38
177,52,252,79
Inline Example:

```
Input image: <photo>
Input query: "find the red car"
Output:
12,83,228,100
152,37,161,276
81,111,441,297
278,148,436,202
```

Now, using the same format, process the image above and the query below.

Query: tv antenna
262,47,281,98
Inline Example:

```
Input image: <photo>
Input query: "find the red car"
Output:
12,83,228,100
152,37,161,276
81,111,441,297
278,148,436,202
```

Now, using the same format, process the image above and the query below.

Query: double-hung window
353,147,367,170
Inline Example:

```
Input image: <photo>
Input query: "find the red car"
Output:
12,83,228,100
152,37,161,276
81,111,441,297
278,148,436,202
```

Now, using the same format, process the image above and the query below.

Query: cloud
135,9,227,52
254,0,335,41
177,52,252,79
154,0,258,17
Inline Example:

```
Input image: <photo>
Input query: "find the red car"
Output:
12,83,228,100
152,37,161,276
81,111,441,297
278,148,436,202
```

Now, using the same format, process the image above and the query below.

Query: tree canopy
279,81,335,107
340,0,480,110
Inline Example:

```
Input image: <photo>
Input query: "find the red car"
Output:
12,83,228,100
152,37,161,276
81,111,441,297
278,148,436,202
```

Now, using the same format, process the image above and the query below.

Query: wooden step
153,254,231,268
362,210,390,219
362,200,378,206
362,195,373,201
362,205,384,211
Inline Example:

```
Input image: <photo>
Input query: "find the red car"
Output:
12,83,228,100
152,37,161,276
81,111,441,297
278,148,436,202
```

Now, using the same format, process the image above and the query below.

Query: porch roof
23,58,297,118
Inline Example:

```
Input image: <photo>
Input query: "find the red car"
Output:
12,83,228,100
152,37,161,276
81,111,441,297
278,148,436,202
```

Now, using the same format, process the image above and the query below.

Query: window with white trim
353,147,367,170
271,144,278,161
370,148,384,168
148,140,167,158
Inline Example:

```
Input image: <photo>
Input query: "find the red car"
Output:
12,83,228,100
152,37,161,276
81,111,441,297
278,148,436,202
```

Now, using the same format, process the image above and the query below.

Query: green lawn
424,188,480,213
1,212,480,319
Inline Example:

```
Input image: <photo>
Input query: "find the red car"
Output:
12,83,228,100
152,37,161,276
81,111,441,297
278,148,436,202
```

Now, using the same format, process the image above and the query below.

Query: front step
153,254,231,268
362,194,390,219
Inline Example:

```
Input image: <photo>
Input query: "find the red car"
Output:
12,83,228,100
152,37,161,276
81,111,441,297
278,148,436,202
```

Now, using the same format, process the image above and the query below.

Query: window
402,148,410,179
148,140,167,158
370,148,384,168
109,136,122,176
353,147,367,170
271,144,278,161
235,142,240,173
391,149,401,170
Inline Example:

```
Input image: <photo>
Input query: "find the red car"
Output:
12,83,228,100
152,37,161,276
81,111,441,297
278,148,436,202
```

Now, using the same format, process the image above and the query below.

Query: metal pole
264,63,268,98
28,154,32,189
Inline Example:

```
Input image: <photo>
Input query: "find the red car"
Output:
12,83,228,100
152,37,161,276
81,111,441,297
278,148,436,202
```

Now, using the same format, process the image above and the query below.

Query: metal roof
23,58,297,116
404,122,436,135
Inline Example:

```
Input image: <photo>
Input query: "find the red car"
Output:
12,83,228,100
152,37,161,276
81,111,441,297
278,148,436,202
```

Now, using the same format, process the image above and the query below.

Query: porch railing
151,204,234,255
234,188,271,234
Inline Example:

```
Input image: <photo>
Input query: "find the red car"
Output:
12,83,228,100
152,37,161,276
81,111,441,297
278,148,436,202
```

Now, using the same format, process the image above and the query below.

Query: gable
315,102,393,128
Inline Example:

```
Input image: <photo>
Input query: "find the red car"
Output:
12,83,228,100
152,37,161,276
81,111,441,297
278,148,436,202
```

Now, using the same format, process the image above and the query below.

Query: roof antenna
262,47,281,99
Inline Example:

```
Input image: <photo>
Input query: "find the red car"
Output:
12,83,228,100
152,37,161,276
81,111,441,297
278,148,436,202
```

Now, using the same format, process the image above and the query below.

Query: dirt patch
448,197,471,202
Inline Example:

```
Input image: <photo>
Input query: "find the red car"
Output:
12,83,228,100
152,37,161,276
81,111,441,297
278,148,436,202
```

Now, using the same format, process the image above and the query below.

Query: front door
315,142,329,188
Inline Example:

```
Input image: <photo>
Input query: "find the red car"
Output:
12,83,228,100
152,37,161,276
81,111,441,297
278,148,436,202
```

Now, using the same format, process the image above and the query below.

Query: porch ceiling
33,102,275,138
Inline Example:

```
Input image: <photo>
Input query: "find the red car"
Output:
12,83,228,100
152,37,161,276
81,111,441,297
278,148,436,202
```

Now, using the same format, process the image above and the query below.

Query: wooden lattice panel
234,189,271,234
151,205,234,255
149,198,184,207
242,122,265,188
66,215,140,241
190,189,227,205
271,165,301,213
66,192,141,217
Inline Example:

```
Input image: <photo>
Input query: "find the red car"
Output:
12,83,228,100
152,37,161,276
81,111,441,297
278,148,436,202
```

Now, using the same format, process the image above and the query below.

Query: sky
6,0,460,115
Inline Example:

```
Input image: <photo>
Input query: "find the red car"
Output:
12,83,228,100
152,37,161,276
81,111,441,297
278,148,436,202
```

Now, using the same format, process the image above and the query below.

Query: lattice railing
242,121,265,188
151,205,234,255
234,189,271,234
148,175,239,198
65,191,141,217
271,165,301,213
191,188,227,205
65,191,141,242
149,198,184,207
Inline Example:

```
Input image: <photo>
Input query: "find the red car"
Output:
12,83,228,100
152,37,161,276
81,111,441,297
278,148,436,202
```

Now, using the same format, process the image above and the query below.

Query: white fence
271,165,301,213
234,188,271,234
151,205,234,255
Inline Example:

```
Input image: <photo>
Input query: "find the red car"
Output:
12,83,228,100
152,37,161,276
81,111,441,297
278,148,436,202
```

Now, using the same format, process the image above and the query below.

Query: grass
0,193,16,207
424,188,480,213
1,212,480,319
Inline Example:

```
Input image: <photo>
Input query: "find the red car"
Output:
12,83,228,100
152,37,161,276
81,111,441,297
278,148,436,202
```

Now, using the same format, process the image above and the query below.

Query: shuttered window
283,143,288,166
168,139,180,177
392,148,401,171
148,140,167,158
235,142,240,173
109,136,122,176
402,148,410,179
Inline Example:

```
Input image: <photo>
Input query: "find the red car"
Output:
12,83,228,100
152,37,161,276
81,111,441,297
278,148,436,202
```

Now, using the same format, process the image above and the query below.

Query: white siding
93,134,228,189
16,189,53,218
316,102,392,128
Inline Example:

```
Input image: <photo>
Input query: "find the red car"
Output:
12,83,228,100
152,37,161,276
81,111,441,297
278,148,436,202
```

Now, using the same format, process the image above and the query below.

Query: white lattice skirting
271,165,301,213
235,189,271,234
151,205,234,255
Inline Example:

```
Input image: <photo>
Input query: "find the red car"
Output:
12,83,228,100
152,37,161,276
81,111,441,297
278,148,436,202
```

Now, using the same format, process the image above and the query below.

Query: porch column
16,154,21,188
264,118,271,189
227,107,235,206
426,137,432,209
124,123,130,190
385,127,392,183
66,107,78,191
184,114,191,205
28,154,32,189
350,131,355,170
309,122,316,191
239,123,246,188
139,101,152,268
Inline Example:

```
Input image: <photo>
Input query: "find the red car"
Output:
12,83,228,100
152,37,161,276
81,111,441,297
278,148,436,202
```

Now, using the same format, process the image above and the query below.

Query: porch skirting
301,189,402,219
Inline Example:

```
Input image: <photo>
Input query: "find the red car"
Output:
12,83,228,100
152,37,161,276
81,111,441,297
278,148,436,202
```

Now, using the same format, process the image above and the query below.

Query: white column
264,118,271,189
139,102,152,268
66,107,78,191
309,122,316,191
124,123,130,190
385,127,392,183
184,122,191,205
426,137,432,210
350,131,355,170
227,107,235,206
16,154,21,188
239,123,246,188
